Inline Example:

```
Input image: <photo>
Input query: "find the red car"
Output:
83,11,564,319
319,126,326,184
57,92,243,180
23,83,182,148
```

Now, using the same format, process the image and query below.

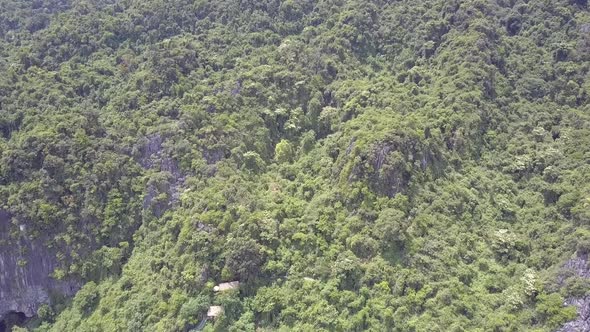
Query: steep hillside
1,0,590,331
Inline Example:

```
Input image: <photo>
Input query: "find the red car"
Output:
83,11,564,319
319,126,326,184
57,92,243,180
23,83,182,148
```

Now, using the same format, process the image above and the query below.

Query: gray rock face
0,133,187,323
140,134,185,217
558,253,590,332
1,134,187,323
559,296,590,332
0,210,78,320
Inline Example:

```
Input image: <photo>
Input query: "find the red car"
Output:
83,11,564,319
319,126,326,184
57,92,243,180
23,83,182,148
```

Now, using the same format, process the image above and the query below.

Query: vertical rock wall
0,210,78,320
558,253,590,332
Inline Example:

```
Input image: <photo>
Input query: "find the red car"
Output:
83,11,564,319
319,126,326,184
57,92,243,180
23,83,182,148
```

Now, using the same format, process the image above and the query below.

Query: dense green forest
1,0,590,330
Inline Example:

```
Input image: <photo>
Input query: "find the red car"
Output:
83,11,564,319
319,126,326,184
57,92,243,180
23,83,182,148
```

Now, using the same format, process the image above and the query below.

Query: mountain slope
1,0,590,331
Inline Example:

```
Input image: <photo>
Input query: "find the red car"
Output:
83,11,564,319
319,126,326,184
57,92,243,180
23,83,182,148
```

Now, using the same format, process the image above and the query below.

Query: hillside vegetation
1,0,590,331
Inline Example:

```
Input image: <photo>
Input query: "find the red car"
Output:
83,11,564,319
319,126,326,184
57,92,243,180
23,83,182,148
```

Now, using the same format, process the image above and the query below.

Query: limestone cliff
0,210,78,320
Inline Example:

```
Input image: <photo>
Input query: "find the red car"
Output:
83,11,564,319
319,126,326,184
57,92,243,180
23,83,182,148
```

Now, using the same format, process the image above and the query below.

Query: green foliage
37,304,55,323
179,295,210,324
0,0,588,331
73,282,99,314
536,293,578,329
274,139,294,164
243,151,266,173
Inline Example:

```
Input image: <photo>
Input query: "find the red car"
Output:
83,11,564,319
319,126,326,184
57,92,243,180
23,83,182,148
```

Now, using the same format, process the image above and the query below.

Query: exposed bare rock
138,134,164,169
558,296,590,332
558,253,590,332
139,134,186,217
1,132,186,323
202,148,226,165
0,210,79,321
341,135,444,198
560,254,590,280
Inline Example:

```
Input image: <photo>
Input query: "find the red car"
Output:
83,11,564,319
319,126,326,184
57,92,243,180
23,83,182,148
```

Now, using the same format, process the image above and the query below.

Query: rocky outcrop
0,133,188,323
557,253,590,332
559,296,590,332
0,210,78,321
341,134,445,198
0,133,189,323
139,134,185,217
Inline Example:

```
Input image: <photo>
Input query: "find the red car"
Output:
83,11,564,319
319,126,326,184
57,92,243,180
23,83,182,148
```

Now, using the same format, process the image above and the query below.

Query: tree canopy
1,0,590,331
